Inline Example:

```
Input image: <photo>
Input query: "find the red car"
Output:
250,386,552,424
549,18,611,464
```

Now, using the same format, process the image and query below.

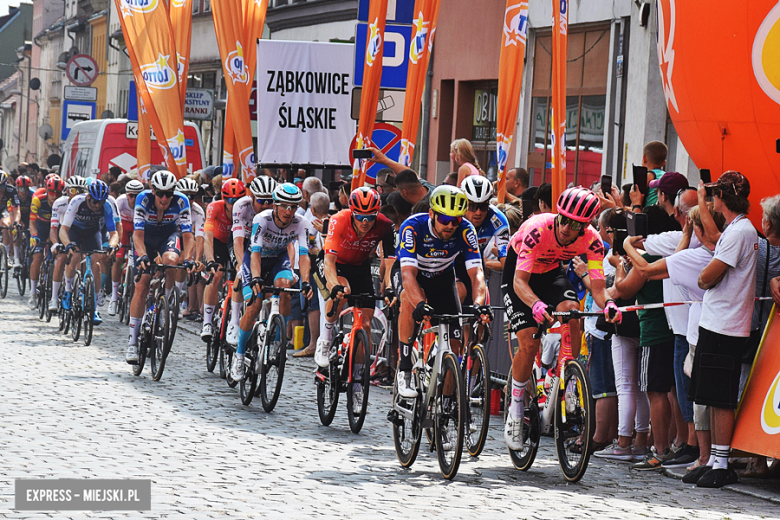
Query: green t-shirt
645,169,665,206
636,253,674,346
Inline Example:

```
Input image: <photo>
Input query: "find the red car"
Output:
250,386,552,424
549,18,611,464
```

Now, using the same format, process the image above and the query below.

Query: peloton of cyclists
27,175,66,308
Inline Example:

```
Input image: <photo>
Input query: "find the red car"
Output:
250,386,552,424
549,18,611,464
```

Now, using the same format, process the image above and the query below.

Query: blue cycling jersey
396,213,482,277
133,190,192,239
61,193,116,233
471,205,510,259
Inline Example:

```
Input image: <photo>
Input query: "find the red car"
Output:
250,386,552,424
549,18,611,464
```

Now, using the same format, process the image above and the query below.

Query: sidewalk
663,464,780,505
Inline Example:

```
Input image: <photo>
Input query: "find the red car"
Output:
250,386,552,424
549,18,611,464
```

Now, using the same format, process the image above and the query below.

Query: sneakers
632,447,670,471
682,463,711,484
92,310,102,325
27,296,37,310
292,344,315,358
48,299,58,312
231,353,245,381
396,369,418,398
126,343,139,364
108,299,119,316
696,468,739,488
631,445,649,462
314,337,331,368
594,441,634,461
226,323,239,346
504,413,525,451
200,322,213,341
662,444,700,468
62,291,72,311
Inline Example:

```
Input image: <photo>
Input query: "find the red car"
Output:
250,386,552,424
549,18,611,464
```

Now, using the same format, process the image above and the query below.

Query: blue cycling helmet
88,179,109,202
272,183,303,205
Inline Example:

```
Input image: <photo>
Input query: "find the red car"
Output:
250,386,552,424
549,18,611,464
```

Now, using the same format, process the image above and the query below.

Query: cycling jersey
507,213,605,280
191,202,205,239
250,208,309,258
396,213,481,277
15,187,33,224
116,194,134,221
33,187,46,200
470,205,510,258
30,194,56,239
62,193,117,233
204,199,232,243
133,189,192,238
323,209,396,265
0,184,19,210
50,195,69,229
231,195,255,242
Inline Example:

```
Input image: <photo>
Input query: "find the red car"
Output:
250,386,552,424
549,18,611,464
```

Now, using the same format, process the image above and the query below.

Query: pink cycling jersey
508,213,605,280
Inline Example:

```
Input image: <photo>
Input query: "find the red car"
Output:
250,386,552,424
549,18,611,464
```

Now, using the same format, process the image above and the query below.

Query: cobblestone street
0,285,777,520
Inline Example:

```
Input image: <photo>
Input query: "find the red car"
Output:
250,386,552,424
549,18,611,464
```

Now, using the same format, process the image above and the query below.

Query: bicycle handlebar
326,293,384,318
247,285,302,306
532,309,604,339
134,263,190,283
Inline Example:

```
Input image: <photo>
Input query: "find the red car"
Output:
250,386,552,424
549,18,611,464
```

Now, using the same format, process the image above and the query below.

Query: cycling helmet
46,176,65,193
429,185,468,217
349,187,381,214
461,175,493,203
88,179,109,202
273,183,303,205
0,170,7,185
150,170,177,191
125,179,144,195
557,187,601,223
44,173,58,184
221,178,246,199
15,175,32,188
248,175,277,198
176,177,199,195
65,175,88,191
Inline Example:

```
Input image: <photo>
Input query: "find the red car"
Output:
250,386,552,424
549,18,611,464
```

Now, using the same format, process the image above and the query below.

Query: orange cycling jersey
323,209,396,265
204,200,232,243
508,213,605,280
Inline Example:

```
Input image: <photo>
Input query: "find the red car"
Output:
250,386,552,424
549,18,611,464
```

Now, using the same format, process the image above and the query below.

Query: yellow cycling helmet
429,185,468,217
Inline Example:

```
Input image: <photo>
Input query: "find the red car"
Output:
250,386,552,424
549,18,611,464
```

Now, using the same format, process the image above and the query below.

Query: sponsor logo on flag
503,1,528,47
140,54,177,90
119,0,159,17
366,19,382,67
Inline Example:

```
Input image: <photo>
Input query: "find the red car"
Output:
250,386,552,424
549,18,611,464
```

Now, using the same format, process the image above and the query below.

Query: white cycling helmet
150,170,177,191
125,179,145,195
0,170,7,185
273,183,303,205
461,175,493,204
176,177,199,195
65,175,88,191
249,175,277,199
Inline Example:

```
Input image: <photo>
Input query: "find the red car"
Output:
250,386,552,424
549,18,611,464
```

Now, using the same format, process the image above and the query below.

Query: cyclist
94,178,122,307
501,187,621,450
59,179,119,325
0,170,21,265
231,183,313,381
201,178,245,342
27,175,65,309
126,170,194,364
49,176,88,311
313,187,395,368
177,177,206,319
392,185,493,398
108,179,145,315
229,175,277,344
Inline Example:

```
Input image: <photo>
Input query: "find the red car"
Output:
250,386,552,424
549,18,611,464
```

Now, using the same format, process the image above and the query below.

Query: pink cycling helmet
556,187,600,223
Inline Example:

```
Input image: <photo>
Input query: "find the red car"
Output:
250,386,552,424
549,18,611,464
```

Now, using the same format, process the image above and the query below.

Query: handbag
743,239,771,363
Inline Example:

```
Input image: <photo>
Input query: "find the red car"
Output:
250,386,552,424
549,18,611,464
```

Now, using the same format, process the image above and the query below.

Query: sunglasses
155,191,174,199
87,197,102,206
353,212,377,223
435,213,462,227
225,197,240,204
468,202,489,212
557,214,585,232
67,188,83,196
256,198,273,205
276,203,296,212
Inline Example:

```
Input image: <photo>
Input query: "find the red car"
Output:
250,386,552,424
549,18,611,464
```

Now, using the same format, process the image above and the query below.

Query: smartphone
626,211,648,237
632,165,648,195
321,217,330,236
352,149,373,160
600,175,612,197
613,229,628,256
700,168,711,184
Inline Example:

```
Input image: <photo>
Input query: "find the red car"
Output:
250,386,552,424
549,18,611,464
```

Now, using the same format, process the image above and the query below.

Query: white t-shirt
699,215,758,337
116,194,134,222
666,246,712,346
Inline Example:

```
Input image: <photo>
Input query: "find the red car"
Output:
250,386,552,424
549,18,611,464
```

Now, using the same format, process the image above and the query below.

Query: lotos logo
239,146,256,179
410,11,428,64
399,139,413,167
171,0,185,7
119,0,159,17
760,368,780,435
222,151,235,179
752,2,780,105
365,18,382,67
176,53,187,85
503,1,529,47
226,42,250,85
140,54,177,90
656,0,679,112
167,129,187,166
496,133,511,175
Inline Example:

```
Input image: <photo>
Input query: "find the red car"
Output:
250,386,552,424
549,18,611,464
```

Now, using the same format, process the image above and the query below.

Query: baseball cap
648,171,689,195
705,170,750,199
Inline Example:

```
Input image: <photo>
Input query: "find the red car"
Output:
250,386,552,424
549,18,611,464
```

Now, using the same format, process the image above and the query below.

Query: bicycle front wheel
167,286,180,347
435,351,465,480
505,376,541,471
16,249,27,296
70,273,82,342
44,260,54,322
121,264,134,325
465,344,491,457
346,328,371,434
206,308,220,373
259,314,286,412
37,268,46,319
150,294,171,381
391,380,421,468
315,343,339,426
82,274,95,346
0,245,7,298
239,330,259,406
554,359,595,482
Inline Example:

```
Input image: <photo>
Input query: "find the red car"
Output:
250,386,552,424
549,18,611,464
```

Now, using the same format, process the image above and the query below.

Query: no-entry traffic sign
66,54,99,87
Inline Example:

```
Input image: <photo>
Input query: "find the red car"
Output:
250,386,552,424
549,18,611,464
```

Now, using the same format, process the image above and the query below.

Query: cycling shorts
213,238,230,268
240,251,294,301
68,227,102,253
34,220,50,244
132,231,182,276
313,251,375,309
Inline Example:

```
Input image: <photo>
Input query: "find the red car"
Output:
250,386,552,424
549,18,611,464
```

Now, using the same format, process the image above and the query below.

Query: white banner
256,40,354,166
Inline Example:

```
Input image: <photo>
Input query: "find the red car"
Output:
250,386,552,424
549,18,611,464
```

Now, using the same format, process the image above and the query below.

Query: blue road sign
358,0,416,24
62,100,96,140
354,23,412,90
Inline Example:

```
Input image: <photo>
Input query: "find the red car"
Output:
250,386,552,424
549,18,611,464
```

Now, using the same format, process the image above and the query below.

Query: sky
0,0,28,16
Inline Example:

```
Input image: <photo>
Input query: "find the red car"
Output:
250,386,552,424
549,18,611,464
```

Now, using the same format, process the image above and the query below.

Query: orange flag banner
495,0,529,203
212,0,256,183
221,112,237,179
551,0,568,207
352,0,389,190
115,0,188,178
137,95,152,182
398,0,440,168
169,0,193,114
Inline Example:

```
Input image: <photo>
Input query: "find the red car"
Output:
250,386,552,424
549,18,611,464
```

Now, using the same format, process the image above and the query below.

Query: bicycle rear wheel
391,381,422,468
0,246,7,298
82,274,95,346
239,330,259,406
505,376,541,471
150,294,171,381
435,352,465,480
346,328,371,433
133,318,148,377
70,273,82,342
121,264,133,325
465,344,491,457
58,283,68,332
554,359,595,482
206,308,220,373
167,286,180,347
259,314,286,412
37,268,46,319
315,337,339,426
16,245,27,296
44,259,54,322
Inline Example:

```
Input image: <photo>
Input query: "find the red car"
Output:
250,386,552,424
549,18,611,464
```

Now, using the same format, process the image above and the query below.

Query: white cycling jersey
231,195,255,240
116,194,134,222
250,208,309,258
50,195,69,229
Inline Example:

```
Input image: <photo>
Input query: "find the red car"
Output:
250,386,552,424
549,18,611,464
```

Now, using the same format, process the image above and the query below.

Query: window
187,71,216,90
527,26,610,188
192,0,209,15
